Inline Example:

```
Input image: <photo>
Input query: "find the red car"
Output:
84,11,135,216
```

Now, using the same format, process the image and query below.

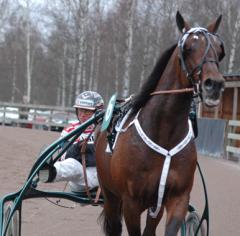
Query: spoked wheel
183,211,205,236
3,203,20,236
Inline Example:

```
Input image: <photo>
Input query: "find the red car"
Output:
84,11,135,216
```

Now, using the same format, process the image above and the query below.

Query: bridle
151,27,225,98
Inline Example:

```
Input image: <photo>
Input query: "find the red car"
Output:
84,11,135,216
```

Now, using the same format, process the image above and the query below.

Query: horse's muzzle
202,77,225,107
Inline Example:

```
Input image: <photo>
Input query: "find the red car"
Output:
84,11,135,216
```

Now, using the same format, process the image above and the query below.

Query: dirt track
0,126,240,236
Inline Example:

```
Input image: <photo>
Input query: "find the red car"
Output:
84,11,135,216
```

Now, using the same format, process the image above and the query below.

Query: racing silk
61,122,96,167
61,122,95,144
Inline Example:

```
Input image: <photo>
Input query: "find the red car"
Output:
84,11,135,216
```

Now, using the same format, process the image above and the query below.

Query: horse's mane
130,44,177,115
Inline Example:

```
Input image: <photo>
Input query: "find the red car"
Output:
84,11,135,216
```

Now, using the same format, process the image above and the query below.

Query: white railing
0,102,77,131
226,120,240,160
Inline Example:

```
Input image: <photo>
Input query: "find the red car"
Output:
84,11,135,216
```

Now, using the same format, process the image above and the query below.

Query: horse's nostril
220,81,225,91
204,78,225,92
215,80,225,91
204,78,214,91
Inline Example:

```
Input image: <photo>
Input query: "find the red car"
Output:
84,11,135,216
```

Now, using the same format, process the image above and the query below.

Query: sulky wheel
4,203,20,236
184,211,205,236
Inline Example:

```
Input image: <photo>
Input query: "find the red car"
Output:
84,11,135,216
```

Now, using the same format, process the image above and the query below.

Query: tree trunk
26,0,31,103
82,33,87,91
140,0,152,86
94,30,101,92
113,39,119,93
75,27,84,94
75,0,89,95
11,53,17,102
61,43,67,107
89,39,95,90
228,11,240,73
56,84,61,106
92,0,101,92
68,48,78,106
122,0,135,98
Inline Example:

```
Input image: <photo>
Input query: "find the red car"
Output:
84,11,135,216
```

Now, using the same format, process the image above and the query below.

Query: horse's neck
148,55,191,116
140,56,192,147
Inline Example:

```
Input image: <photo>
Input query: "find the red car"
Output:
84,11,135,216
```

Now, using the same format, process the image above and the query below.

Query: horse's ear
207,15,222,33
176,11,190,34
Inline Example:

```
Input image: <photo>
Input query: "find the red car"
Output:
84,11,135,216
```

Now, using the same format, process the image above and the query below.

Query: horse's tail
98,204,123,236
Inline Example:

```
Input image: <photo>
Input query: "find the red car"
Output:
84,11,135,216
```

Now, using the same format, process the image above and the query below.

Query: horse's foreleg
122,198,142,236
99,187,122,236
164,193,189,236
142,207,164,236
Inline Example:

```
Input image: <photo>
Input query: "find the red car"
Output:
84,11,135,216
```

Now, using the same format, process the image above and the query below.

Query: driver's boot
38,161,57,183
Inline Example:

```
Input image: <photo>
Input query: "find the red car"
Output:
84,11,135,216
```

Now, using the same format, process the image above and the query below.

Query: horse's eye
212,34,225,61
183,46,192,57
185,47,192,53
219,42,225,61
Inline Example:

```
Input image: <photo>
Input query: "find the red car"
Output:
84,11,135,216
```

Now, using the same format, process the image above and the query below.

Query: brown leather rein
81,130,101,205
150,87,194,95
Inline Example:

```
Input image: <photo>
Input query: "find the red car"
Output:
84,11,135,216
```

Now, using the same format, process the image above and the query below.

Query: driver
38,91,104,192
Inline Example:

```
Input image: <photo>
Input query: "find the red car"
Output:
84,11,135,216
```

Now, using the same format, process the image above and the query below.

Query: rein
150,88,194,95
81,128,102,205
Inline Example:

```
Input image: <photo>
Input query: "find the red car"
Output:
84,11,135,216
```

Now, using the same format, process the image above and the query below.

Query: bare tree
72,0,89,94
17,0,40,103
0,0,239,105
139,0,153,86
10,53,17,102
25,0,31,103
0,0,10,33
227,2,240,73
122,0,136,98
91,0,102,92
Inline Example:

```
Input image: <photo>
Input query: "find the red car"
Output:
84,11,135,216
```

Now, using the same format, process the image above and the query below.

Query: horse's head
176,11,225,107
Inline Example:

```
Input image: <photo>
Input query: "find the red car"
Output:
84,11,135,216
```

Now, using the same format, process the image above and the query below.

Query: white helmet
73,91,104,110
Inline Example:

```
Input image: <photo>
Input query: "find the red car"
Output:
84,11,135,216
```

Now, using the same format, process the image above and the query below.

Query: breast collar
113,109,194,218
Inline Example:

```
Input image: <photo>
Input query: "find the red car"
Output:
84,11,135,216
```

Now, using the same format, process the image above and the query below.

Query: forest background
0,0,239,106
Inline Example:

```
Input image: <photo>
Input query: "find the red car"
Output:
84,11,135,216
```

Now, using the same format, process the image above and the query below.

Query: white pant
54,158,99,192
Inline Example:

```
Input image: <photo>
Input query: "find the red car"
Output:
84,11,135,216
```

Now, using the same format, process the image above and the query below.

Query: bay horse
96,11,225,236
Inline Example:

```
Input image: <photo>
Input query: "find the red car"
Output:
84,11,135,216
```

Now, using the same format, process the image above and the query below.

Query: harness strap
149,153,171,218
133,112,194,218
80,128,102,205
81,140,93,202
94,187,102,204
134,112,193,157
111,109,194,218
112,109,133,150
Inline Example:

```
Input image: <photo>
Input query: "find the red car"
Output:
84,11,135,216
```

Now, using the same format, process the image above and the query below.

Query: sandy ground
0,126,240,236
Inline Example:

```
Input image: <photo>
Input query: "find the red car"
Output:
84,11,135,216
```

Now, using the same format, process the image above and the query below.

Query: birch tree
0,0,10,33
1,0,239,105
73,0,89,95
15,0,38,104
10,52,17,102
227,3,240,73
56,41,67,107
61,43,67,106
122,0,135,98
103,8,122,95
139,0,153,86
2,12,24,102
113,25,120,93
90,0,102,92
25,0,31,103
